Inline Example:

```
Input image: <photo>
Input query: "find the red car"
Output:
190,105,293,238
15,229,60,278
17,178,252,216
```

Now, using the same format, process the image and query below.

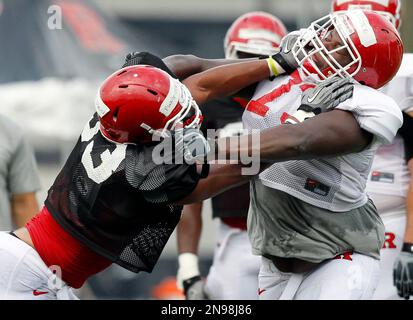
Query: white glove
176,253,209,300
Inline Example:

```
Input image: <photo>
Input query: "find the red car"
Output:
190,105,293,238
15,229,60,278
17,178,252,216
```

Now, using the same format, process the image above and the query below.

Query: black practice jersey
46,113,204,273
201,97,250,218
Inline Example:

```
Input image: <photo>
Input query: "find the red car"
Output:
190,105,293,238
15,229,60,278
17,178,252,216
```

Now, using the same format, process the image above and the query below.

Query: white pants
204,221,261,300
373,210,406,300
0,232,78,300
258,253,380,300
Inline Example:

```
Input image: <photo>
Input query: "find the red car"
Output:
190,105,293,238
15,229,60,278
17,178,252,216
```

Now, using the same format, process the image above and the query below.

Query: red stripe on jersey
246,71,315,117
246,71,303,117
232,97,249,109
26,207,112,289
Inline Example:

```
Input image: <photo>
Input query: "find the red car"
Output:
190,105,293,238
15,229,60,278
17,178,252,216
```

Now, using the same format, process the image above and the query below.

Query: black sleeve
122,51,178,79
398,111,413,162
142,163,203,203
126,144,205,204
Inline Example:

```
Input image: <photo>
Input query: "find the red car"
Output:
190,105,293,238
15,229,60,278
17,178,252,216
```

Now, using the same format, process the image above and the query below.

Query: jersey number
80,120,126,184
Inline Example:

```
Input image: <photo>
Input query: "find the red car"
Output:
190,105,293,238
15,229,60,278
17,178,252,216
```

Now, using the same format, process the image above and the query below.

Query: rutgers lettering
382,232,397,249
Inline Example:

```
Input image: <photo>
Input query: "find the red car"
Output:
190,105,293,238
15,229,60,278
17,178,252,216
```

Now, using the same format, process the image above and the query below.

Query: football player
0,56,281,299
0,44,352,299
175,12,288,300
166,9,404,299
332,0,413,300
0,10,394,300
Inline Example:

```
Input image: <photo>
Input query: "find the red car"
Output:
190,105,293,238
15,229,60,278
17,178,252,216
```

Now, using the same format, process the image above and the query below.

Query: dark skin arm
177,203,203,254
218,109,373,162
405,159,413,243
177,110,372,204
163,54,243,80
180,59,269,106
176,164,252,205
164,54,258,99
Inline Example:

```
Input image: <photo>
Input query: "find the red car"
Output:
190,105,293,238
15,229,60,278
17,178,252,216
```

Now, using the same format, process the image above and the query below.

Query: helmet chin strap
140,123,155,135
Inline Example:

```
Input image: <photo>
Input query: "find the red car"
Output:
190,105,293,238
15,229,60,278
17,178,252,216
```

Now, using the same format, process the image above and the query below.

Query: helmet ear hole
119,85,128,88
113,108,120,122
147,89,158,96
117,70,128,76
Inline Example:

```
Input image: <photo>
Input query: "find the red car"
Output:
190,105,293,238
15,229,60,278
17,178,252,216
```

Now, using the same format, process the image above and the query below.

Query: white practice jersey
243,69,402,212
366,53,413,199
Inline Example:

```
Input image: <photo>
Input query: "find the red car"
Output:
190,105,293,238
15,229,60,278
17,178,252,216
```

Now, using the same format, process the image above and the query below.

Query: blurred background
0,0,411,299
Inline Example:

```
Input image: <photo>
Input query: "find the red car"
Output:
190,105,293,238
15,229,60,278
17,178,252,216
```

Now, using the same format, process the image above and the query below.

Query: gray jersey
243,69,403,212
0,115,41,230
248,178,385,262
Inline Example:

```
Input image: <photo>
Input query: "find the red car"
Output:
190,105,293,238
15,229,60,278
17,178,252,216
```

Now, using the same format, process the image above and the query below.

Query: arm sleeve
140,163,202,204
8,134,41,194
400,76,413,113
399,112,413,162
125,145,205,204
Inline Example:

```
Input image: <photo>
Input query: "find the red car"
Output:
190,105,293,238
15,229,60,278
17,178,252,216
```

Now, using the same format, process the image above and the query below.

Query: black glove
393,242,413,300
183,276,210,300
271,32,301,74
122,51,178,79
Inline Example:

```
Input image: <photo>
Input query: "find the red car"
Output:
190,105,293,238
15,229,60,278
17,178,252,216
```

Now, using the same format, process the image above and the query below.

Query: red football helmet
331,0,402,30
292,9,403,89
224,11,287,59
96,65,201,144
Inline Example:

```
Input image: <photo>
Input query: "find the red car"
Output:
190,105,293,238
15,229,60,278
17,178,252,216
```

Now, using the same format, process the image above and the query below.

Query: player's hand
176,253,209,300
122,51,178,78
301,76,354,113
271,31,301,74
182,275,210,300
284,76,354,124
393,244,413,300
172,127,210,164
182,128,211,163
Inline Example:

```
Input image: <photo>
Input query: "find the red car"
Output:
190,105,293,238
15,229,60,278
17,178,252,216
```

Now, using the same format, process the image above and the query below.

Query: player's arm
164,54,244,80
177,78,356,204
11,192,39,228
217,109,372,163
405,158,413,244
175,164,254,205
122,51,251,81
164,31,298,81
393,111,413,299
399,111,413,244
177,110,370,204
8,129,41,227
176,203,205,299
181,59,279,106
